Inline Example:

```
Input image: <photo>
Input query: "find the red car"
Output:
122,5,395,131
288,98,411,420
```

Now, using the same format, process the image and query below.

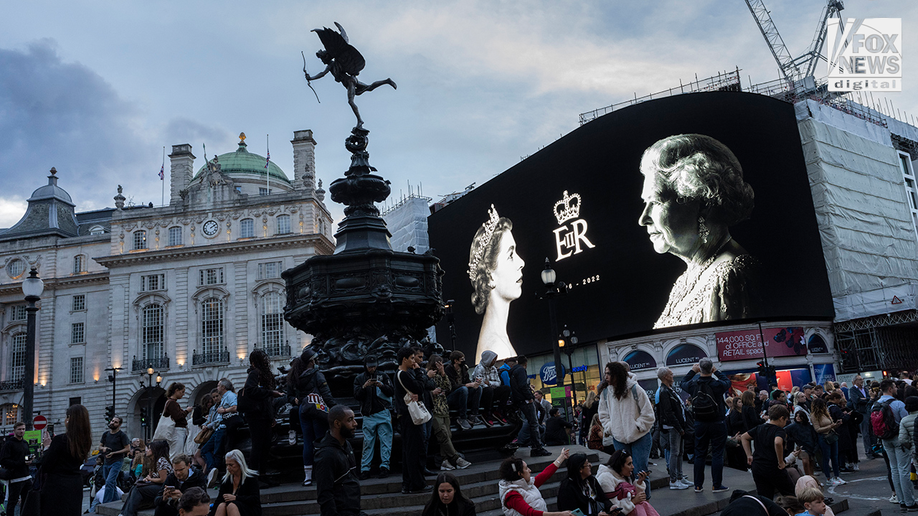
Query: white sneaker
834,477,847,485
440,460,456,471
891,493,900,504
680,479,693,487
288,430,297,445
455,457,472,469
670,480,690,490
852,463,859,471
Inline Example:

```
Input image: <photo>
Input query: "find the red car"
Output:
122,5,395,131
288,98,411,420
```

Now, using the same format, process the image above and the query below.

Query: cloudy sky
1,1,916,227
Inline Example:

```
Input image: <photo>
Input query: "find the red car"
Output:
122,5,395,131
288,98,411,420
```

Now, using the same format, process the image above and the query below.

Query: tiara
468,204,500,282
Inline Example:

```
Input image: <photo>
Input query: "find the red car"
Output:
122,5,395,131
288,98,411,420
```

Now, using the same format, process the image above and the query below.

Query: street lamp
444,299,457,351
139,367,161,440
21,268,43,430
105,366,123,422
540,258,570,422
559,325,580,407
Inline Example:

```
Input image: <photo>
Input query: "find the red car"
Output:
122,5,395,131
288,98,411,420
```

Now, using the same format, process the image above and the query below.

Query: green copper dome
194,138,290,184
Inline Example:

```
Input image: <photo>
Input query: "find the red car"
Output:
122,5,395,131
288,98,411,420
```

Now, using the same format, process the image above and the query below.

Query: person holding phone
557,453,618,516
596,450,661,516
499,448,574,516
153,454,207,516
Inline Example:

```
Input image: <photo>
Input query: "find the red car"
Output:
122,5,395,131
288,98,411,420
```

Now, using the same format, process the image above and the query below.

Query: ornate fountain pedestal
283,128,443,392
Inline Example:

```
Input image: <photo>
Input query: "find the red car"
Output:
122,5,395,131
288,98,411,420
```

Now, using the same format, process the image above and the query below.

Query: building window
71,322,85,344
240,218,254,239
142,274,165,292
7,260,25,279
133,231,147,250
276,214,291,235
2,405,19,426
9,306,27,321
72,294,86,312
899,152,918,239
201,298,224,355
168,226,183,247
89,225,105,236
70,357,84,384
258,261,283,280
10,334,25,383
73,255,85,274
261,292,284,356
199,268,224,286
259,188,272,196
142,304,164,361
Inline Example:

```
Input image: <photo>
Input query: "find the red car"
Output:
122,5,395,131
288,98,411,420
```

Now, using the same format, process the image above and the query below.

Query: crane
745,0,845,85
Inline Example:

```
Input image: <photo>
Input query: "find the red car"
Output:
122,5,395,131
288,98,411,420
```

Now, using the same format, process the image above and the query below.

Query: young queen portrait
468,205,525,363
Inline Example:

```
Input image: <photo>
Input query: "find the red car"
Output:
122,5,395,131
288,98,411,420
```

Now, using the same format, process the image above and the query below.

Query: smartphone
571,509,585,516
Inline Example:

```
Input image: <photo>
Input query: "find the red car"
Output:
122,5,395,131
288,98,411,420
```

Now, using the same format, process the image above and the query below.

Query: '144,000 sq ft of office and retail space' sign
716,327,806,362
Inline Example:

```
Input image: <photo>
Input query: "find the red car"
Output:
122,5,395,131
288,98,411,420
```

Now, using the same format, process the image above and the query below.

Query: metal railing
192,349,230,366
263,343,292,358
0,379,23,392
132,356,170,373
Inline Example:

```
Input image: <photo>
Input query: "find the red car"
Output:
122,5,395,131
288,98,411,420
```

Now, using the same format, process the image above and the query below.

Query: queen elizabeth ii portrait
638,134,759,328
468,205,525,363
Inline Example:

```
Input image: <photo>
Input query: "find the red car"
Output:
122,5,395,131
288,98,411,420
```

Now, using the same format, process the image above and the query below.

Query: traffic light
756,361,767,377
140,407,148,427
105,405,115,422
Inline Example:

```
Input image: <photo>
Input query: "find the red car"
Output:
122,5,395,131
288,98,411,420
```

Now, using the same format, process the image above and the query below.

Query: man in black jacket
315,404,363,516
0,421,32,516
353,355,394,479
509,356,551,457
680,358,731,493
153,454,207,516
656,367,690,490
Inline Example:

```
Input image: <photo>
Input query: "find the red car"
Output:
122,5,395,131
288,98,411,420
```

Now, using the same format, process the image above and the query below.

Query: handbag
194,426,215,445
152,408,176,442
825,429,839,445
397,371,431,425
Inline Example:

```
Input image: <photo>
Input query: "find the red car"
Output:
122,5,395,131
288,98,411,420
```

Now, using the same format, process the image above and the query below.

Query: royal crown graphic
553,191,581,225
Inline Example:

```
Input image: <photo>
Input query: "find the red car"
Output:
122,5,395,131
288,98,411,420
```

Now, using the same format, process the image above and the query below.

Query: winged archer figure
304,22,396,129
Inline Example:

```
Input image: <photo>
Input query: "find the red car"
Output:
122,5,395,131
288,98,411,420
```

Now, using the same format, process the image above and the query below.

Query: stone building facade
0,130,333,439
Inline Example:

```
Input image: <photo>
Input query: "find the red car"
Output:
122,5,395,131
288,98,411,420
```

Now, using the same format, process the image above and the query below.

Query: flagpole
266,134,270,195
161,146,166,206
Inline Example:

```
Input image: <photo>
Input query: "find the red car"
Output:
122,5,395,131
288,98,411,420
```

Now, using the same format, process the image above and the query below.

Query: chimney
291,130,317,194
169,144,195,205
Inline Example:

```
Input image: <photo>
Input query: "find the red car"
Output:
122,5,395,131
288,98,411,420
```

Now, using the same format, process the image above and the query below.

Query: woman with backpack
597,362,655,500
292,346,336,487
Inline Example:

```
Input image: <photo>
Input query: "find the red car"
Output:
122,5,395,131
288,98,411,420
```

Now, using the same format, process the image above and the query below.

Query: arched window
133,231,147,250
143,304,164,361
261,292,284,356
73,254,85,274
276,214,291,235
200,297,224,355
10,334,25,383
89,225,105,236
240,218,254,239
168,226,183,247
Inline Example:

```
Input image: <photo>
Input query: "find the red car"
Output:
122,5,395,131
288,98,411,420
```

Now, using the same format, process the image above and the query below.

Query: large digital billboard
429,92,834,363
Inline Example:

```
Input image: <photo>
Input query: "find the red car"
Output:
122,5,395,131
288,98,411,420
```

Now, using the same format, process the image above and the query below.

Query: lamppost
139,367,161,441
21,268,43,430
444,299,457,351
105,366,123,422
540,258,570,422
559,325,580,407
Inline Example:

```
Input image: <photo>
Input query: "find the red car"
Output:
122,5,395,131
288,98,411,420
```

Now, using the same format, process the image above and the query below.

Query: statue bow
302,51,321,103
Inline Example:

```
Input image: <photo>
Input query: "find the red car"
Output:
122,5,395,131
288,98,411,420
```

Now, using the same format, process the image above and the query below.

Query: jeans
884,437,916,506
817,433,841,479
360,410,393,472
7,478,31,516
447,385,482,418
858,412,873,457
664,429,685,483
244,414,272,475
518,402,544,450
102,461,121,503
613,431,653,500
300,404,329,467
431,414,459,463
121,482,164,516
693,419,727,489
201,427,225,472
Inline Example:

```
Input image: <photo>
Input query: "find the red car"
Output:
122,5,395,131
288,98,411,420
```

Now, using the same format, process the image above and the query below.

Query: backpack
691,380,719,422
871,399,899,439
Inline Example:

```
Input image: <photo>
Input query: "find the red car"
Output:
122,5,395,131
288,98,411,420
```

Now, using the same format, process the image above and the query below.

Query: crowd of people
10,344,918,516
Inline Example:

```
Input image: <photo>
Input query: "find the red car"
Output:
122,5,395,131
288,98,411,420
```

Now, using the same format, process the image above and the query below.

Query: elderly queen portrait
638,134,759,328
468,205,525,363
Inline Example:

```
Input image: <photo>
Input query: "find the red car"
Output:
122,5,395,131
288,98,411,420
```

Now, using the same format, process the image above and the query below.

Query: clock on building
202,220,219,237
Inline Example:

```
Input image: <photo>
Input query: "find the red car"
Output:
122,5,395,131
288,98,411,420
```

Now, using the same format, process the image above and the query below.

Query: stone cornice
0,271,109,297
94,234,335,268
